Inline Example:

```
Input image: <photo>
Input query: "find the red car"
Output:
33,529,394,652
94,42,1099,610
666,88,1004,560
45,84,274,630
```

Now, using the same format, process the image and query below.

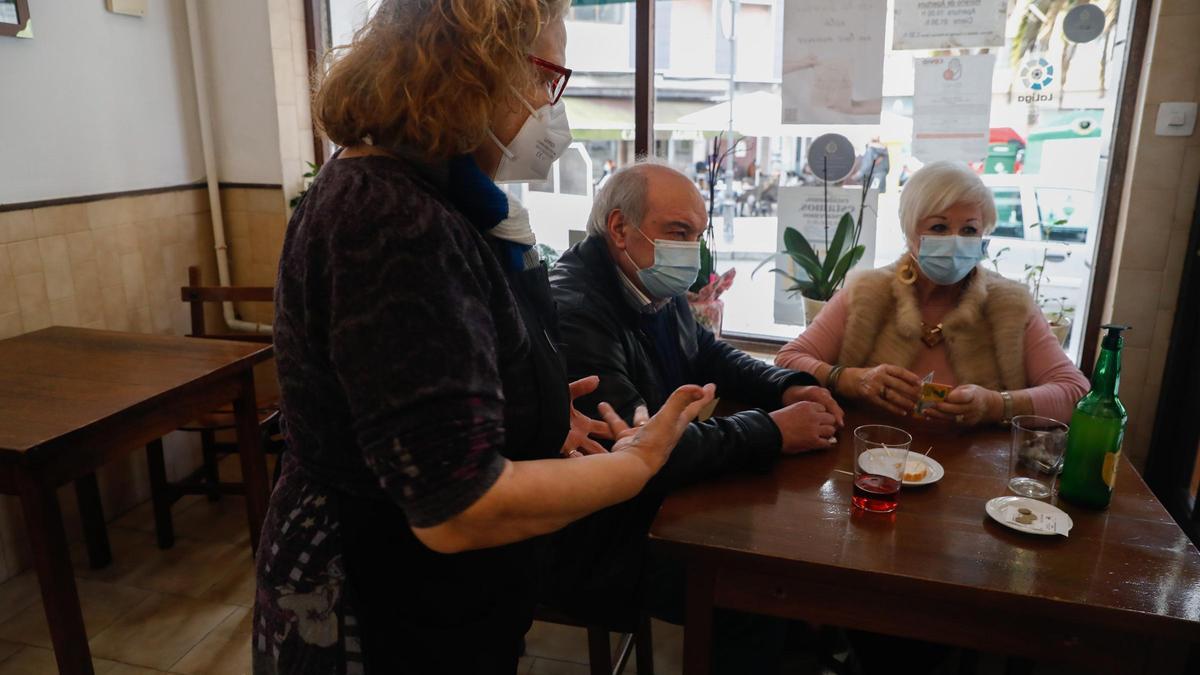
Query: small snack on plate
902,459,928,482
913,381,953,417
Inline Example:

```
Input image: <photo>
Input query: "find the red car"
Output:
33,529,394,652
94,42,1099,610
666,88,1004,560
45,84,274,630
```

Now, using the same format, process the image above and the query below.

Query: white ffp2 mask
488,91,573,184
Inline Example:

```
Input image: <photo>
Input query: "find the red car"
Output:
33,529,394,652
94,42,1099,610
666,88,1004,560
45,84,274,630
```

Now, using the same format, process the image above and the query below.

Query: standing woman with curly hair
253,1,714,673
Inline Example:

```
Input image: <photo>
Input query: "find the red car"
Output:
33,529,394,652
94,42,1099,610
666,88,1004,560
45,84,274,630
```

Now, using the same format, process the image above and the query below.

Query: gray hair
585,159,683,237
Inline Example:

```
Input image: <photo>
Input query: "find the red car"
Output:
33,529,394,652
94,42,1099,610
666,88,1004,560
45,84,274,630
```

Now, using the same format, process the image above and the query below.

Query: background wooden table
0,327,272,675
650,408,1200,674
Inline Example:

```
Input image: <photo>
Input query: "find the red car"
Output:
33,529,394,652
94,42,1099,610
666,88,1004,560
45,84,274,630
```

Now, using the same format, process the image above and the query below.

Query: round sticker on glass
1063,4,1105,44
807,133,856,183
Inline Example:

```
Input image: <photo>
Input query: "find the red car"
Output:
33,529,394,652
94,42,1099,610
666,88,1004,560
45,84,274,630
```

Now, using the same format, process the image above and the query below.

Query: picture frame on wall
0,0,31,38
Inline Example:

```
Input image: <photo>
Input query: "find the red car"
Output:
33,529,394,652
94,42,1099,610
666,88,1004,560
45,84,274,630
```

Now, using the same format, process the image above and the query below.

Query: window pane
647,0,1131,361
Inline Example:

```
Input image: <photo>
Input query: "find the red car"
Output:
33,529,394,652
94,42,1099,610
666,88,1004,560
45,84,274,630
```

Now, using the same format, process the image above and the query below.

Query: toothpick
834,469,854,476
923,446,934,457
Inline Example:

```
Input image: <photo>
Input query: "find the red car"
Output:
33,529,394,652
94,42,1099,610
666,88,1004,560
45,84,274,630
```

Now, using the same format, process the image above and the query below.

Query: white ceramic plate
856,448,944,486
902,454,944,487
985,496,1074,537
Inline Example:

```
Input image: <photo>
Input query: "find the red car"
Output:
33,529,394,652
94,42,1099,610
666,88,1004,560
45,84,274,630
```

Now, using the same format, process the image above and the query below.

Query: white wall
0,1,204,204
0,0,283,206
199,0,282,186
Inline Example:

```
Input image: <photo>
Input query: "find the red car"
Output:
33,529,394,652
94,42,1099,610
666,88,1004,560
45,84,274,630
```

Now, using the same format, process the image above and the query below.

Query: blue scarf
446,155,531,273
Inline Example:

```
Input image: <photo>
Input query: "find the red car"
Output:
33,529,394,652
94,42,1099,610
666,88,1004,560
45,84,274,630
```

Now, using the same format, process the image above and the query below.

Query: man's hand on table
769,400,839,454
782,385,845,427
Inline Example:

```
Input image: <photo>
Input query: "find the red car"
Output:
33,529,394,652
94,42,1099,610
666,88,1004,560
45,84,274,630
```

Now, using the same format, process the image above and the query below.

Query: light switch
1155,102,1197,137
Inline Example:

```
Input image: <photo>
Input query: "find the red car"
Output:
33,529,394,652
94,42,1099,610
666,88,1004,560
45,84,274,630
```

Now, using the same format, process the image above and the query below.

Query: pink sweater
775,290,1090,423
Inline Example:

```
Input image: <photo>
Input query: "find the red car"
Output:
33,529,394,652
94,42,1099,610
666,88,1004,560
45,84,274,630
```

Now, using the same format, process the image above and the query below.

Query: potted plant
687,133,744,335
989,222,1075,348
753,158,877,323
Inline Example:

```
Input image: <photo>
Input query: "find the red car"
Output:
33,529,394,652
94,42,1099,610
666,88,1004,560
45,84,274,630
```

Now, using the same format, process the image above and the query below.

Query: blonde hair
898,161,997,244
314,0,570,159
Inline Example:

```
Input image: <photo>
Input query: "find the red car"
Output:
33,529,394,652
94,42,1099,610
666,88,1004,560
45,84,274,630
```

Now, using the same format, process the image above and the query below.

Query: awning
563,97,711,140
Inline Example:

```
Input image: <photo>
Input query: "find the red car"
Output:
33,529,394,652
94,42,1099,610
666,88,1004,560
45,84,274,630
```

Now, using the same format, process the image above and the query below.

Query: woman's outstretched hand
596,383,718,474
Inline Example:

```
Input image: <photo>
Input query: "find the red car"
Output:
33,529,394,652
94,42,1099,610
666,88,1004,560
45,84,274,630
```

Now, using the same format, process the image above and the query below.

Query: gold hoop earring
897,256,918,285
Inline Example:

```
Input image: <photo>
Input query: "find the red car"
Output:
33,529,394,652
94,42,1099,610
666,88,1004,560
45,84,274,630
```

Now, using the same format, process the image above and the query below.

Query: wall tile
158,216,181,246
220,188,250,213
96,247,124,291
246,189,285,215
1110,269,1162,349
32,204,86,238
0,211,35,244
37,235,74,301
120,252,150,311
0,312,21,339
14,272,48,315
225,211,251,241
49,297,80,327
1147,15,1200,99
269,8,292,52
101,285,130,331
19,304,51,333
66,231,96,266
1160,0,1200,16
175,188,211,216
1131,135,1188,192
87,197,135,231
1160,227,1192,311
273,49,295,109
73,262,104,326
0,248,16,316
114,223,140,255
6,240,42,276
1175,146,1200,226
1119,189,1175,270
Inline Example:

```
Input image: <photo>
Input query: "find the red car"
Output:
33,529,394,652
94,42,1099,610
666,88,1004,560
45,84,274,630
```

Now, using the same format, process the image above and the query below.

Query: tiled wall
0,188,221,583
1106,0,1200,470
221,186,288,327
268,0,319,207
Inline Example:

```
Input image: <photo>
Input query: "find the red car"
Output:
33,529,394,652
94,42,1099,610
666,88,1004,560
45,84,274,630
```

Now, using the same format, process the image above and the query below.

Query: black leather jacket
549,235,819,490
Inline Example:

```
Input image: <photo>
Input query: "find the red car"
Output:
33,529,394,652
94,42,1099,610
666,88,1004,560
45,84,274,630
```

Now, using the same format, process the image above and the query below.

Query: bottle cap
1101,324,1131,350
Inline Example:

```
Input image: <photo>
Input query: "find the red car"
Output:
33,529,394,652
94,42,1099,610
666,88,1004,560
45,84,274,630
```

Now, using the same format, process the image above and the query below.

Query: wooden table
650,409,1200,674
0,327,273,674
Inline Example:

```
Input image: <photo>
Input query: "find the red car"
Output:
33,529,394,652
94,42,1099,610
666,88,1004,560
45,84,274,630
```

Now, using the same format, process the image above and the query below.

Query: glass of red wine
852,425,913,513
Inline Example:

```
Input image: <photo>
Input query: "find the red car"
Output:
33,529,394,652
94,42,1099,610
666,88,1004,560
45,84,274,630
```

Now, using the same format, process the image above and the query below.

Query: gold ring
955,414,965,424
881,387,888,401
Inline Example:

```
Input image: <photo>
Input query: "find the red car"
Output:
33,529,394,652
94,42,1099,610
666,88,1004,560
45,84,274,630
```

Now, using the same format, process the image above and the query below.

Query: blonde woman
776,161,1088,426
253,2,713,673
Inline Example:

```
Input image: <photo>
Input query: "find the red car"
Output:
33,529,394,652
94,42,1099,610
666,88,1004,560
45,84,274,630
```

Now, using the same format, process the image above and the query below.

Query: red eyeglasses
529,55,572,105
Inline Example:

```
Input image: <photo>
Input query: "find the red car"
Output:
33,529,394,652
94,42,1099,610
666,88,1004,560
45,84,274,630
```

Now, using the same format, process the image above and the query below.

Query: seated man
544,161,842,673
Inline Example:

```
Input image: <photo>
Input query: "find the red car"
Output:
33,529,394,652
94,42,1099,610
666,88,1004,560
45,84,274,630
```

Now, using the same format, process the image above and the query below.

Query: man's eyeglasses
529,55,572,105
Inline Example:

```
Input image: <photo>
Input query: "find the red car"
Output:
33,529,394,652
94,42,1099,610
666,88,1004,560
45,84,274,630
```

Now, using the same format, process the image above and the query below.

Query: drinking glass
1009,415,1069,500
852,425,912,513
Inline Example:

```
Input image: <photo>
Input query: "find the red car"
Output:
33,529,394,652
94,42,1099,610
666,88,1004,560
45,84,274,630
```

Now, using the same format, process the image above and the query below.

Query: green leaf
828,245,866,292
823,212,855,278
781,228,825,283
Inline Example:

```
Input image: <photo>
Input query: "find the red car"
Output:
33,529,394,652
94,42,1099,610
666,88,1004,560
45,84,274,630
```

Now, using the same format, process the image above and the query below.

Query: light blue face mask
915,235,989,285
626,228,702,299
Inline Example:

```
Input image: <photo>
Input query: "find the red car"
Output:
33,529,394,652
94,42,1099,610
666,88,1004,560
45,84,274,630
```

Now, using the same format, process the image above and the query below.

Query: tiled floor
0,455,1040,675
0,456,687,675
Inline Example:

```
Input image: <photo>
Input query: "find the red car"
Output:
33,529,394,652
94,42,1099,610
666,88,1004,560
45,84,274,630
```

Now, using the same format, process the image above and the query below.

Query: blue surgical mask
915,235,988,285
626,229,701,299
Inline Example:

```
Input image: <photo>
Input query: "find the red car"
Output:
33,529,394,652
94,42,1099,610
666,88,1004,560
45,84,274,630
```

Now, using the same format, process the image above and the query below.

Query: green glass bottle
1060,324,1130,509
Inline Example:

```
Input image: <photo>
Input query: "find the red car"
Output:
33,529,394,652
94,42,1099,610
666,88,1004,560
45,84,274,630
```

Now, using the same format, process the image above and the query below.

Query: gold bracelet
1000,391,1014,425
827,365,845,392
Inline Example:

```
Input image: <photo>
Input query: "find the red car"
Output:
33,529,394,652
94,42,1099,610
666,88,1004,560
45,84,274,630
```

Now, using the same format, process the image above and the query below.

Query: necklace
921,322,944,348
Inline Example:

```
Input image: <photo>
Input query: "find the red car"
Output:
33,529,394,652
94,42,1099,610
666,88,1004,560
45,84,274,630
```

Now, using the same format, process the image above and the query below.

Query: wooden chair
531,605,654,675
144,266,282,549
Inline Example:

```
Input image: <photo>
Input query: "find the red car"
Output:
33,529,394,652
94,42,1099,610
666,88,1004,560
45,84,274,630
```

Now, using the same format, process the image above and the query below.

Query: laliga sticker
1064,4,1106,44
1017,55,1058,105
807,133,856,183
